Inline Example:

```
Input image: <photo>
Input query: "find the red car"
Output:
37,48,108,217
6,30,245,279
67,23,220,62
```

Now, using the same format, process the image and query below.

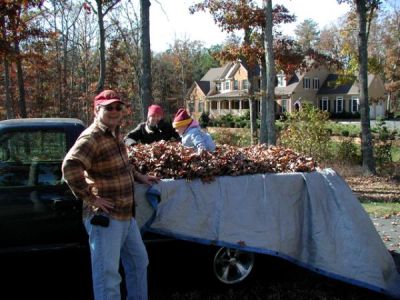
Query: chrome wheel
213,247,255,284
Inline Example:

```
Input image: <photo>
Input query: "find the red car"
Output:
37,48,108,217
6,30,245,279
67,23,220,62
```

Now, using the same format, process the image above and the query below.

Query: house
186,61,261,119
316,74,387,119
186,60,387,120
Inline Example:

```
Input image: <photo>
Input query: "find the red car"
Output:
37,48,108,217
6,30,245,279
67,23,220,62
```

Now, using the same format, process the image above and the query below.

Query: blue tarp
134,168,400,298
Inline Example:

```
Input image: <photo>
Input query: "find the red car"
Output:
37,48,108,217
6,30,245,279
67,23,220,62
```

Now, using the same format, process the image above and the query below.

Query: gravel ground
371,215,400,274
372,215,400,254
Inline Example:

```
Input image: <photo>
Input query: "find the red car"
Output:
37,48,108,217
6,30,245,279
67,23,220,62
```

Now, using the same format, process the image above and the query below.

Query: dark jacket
124,119,180,146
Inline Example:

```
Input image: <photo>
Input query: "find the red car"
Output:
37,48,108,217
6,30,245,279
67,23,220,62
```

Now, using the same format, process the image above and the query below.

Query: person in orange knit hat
124,104,180,146
172,108,216,154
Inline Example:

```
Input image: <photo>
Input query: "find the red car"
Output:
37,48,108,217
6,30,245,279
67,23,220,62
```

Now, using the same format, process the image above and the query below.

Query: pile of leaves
128,141,318,181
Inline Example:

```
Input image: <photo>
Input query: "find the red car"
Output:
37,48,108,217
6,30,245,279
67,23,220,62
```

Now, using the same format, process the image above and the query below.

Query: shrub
279,103,332,161
335,138,360,165
199,112,210,128
210,128,251,146
341,130,349,137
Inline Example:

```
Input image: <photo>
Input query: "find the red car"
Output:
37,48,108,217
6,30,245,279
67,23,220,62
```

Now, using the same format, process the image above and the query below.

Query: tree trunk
140,0,152,120
51,0,62,115
247,75,258,144
263,0,276,146
1,14,14,119
244,29,257,145
3,58,14,119
96,0,106,94
15,41,27,118
356,0,376,174
260,56,267,144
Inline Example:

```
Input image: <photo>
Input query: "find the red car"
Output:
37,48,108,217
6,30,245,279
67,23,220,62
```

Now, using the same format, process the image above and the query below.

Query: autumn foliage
128,141,318,181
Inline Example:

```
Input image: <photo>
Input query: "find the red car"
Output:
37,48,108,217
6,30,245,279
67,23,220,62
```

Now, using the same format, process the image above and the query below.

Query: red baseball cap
148,105,164,117
94,90,124,107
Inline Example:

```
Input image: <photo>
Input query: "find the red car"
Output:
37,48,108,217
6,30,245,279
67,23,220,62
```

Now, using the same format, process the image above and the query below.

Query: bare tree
140,0,152,120
86,0,120,94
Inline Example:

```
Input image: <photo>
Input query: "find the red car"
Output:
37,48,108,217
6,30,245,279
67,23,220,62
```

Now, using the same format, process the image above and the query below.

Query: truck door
0,130,85,252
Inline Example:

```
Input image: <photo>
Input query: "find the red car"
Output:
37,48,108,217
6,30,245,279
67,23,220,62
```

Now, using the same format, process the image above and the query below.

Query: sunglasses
102,104,124,112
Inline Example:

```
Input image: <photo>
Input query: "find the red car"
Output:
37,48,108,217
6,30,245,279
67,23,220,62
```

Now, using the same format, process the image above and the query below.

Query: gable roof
201,63,232,81
317,74,380,95
196,81,211,95
317,74,354,95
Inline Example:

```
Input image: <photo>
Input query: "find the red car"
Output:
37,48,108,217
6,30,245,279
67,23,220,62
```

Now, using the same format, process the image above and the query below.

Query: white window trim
351,96,359,113
336,96,343,113
281,99,287,112
277,74,286,87
234,80,239,90
303,77,311,89
225,80,230,91
322,97,329,111
242,79,248,90
313,78,320,90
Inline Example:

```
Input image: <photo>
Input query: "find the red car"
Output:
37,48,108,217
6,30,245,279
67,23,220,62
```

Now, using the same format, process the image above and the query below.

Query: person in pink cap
124,104,180,146
172,108,216,154
62,89,158,300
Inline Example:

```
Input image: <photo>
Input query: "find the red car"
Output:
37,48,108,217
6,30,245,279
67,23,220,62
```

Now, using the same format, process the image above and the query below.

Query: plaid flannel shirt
62,120,135,220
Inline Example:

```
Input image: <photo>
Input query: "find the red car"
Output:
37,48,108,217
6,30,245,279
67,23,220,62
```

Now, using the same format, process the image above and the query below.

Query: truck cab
0,118,87,253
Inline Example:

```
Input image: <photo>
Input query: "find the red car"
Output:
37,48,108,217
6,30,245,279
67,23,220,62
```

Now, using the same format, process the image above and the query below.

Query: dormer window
216,82,221,91
277,73,286,87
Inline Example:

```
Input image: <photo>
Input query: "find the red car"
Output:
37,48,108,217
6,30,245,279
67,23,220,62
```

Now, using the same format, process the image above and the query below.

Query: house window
277,74,286,87
199,102,204,112
313,78,320,90
242,79,248,90
336,96,343,113
234,80,239,90
303,77,310,89
321,97,329,111
282,99,287,112
351,96,359,113
242,99,250,109
216,83,221,92
256,79,261,91
225,81,230,90
232,100,240,109
188,101,194,112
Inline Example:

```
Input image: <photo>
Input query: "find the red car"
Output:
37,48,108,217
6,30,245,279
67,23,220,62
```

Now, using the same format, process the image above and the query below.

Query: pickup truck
0,118,254,285
0,118,87,252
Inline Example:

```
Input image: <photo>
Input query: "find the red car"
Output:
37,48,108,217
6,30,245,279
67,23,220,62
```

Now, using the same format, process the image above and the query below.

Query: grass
393,144,400,161
362,202,400,217
327,121,361,137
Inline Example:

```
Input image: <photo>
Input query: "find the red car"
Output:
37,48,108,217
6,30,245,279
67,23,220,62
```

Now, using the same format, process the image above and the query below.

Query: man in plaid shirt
62,90,158,300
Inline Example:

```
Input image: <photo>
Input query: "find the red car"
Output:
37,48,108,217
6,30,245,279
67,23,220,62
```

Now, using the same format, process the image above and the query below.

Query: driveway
372,215,400,255
339,120,400,130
